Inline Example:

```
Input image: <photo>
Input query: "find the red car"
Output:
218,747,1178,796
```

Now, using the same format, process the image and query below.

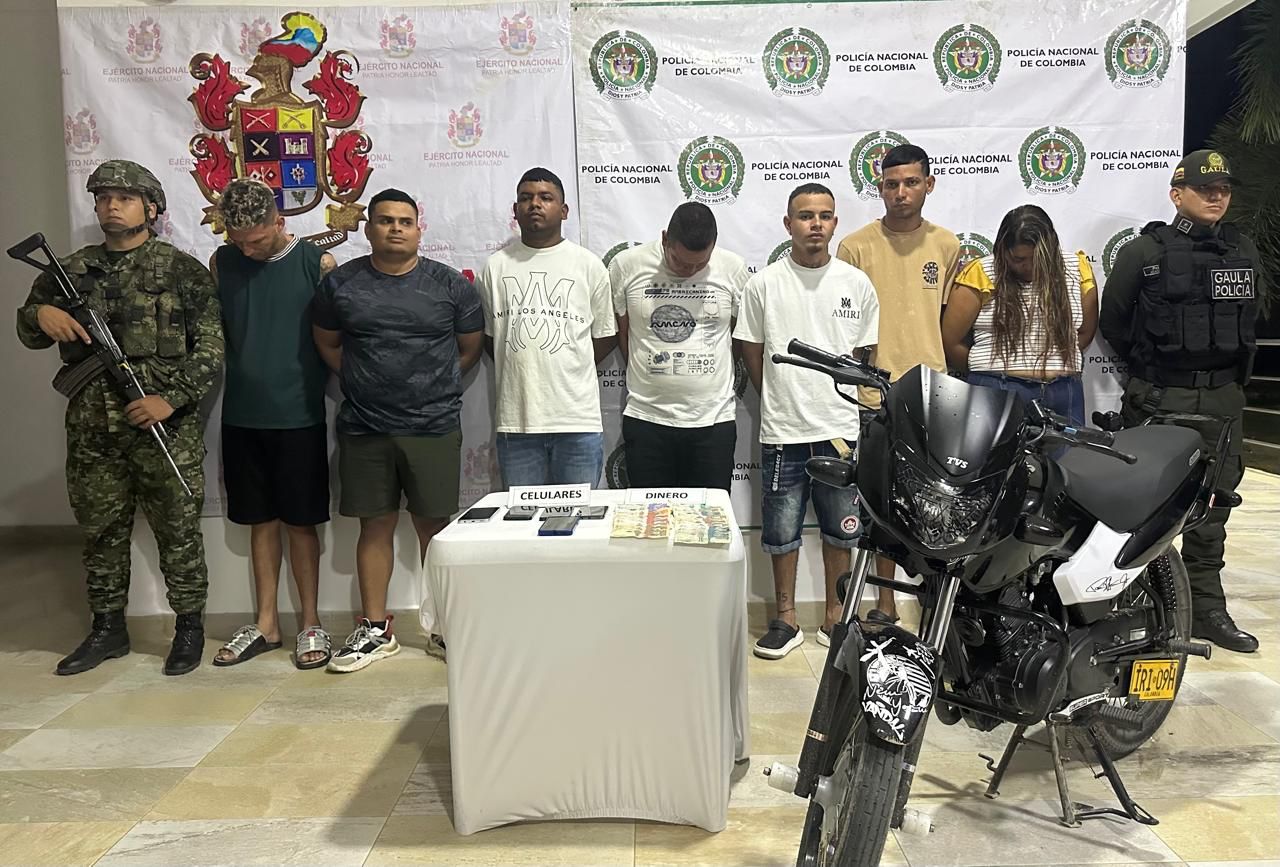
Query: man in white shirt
610,203,749,490
477,168,618,487
734,184,880,660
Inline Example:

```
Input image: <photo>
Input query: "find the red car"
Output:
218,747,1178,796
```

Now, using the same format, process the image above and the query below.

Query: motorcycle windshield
889,366,1024,483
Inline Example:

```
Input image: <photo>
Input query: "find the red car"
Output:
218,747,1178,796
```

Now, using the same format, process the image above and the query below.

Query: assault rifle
8,232,193,497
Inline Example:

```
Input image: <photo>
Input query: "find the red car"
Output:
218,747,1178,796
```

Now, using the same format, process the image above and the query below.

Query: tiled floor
1,470,1278,866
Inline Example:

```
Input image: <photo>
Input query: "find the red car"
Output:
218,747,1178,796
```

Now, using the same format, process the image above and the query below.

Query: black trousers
1120,376,1246,620
622,416,737,491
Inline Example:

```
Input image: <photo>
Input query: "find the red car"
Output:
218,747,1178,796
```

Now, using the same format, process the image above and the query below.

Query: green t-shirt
216,238,328,429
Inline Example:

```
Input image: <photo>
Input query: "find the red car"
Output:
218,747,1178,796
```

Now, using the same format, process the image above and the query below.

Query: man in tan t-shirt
835,144,960,625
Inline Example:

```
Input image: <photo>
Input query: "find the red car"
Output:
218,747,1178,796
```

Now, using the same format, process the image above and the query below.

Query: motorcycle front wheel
797,712,905,867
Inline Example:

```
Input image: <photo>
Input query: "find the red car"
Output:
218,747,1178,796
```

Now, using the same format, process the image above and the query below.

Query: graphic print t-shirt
609,240,748,427
477,239,617,433
733,256,880,444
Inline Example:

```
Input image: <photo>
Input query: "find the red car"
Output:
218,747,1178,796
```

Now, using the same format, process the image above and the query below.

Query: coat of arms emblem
127,18,162,64
187,11,373,246
64,109,100,155
500,12,536,55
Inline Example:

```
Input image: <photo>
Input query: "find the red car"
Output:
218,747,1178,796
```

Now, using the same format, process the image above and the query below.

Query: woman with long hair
941,204,1098,423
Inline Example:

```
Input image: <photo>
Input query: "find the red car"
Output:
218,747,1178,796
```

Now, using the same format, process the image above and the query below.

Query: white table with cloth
421,488,750,835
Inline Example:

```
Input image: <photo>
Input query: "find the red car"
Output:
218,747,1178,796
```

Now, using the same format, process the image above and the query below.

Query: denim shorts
760,440,861,554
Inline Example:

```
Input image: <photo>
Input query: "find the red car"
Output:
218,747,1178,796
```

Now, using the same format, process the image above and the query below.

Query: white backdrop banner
56,2,575,514
56,0,1185,525
573,0,1187,523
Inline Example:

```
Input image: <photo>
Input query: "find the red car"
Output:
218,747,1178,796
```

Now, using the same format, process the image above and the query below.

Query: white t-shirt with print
610,240,748,427
733,256,880,444
477,239,617,433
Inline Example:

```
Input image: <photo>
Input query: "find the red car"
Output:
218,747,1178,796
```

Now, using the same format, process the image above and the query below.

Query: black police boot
164,612,205,676
1192,609,1259,654
56,611,130,676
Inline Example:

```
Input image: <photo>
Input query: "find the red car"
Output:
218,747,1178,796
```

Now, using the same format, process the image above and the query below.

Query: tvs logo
922,261,940,286
126,18,162,64
64,109,100,155
678,135,745,205
501,11,537,56
187,11,374,248
602,240,642,268
955,231,994,266
448,102,483,148
1019,126,1086,194
380,14,416,59
767,240,793,265
239,18,274,60
589,30,658,100
934,23,1001,92
1102,227,1141,278
849,130,910,199
763,27,830,97
1105,19,1171,89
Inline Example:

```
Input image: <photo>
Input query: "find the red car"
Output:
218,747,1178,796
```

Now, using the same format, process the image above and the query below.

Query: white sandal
295,626,332,670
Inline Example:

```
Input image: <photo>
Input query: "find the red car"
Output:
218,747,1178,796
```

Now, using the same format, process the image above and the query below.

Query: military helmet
86,159,167,215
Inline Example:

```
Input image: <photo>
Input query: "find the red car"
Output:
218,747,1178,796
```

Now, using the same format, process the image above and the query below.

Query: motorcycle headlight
890,450,1000,549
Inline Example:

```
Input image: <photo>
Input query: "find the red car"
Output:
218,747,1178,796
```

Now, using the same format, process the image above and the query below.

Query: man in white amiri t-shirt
477,167,618,487
610,203,749,490
734,183,880,660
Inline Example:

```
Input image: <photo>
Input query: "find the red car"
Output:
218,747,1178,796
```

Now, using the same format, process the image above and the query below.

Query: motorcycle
762,340,1237,867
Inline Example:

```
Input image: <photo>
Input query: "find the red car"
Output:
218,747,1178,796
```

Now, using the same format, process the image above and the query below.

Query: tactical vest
1132,220,1257,381
59,239,189,365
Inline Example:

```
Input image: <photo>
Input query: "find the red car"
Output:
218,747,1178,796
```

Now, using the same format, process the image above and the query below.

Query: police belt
1132,364,1239,389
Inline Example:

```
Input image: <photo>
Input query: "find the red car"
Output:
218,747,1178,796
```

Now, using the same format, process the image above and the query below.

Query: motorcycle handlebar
786,339,843,367
770,353,870,389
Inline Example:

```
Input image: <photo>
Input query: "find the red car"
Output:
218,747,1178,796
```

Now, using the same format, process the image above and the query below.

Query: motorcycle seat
1055,425,1204,532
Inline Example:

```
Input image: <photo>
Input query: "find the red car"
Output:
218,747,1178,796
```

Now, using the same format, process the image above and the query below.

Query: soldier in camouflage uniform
15,160,224,676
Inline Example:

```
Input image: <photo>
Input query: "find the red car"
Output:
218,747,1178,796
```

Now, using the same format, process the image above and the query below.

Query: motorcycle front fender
838,621,941,747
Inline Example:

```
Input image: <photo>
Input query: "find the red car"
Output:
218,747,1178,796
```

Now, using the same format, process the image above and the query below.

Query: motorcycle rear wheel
1073,549,1192,759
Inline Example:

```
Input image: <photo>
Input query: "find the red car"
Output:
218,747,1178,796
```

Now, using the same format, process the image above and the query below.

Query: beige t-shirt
836,220,960,406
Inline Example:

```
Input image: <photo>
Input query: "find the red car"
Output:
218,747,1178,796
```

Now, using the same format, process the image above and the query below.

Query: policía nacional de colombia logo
1102,227,1141,278
1105,19,1171,89
679,135,745,205
933,23,1001,92
1019,126,1086,194
763,27,830,96
955,231,994,266
768,240,793,264
850,130,909,199
590,30,658,100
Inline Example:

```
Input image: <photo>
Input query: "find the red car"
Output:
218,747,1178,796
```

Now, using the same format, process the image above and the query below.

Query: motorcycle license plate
1129,659,1179,701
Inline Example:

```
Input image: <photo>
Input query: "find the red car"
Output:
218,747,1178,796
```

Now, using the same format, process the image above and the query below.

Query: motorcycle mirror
806,456,856,489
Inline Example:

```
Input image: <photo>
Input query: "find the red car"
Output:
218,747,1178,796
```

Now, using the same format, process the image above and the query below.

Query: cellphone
538,515,581,536
458,506,499,523
578,505,609,520
504,505,538,521
539,506,578,519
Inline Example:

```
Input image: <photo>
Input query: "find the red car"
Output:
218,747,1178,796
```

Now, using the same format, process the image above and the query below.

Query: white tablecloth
424,488,749,834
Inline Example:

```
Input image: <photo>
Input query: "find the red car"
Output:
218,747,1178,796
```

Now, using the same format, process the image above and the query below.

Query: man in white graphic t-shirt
610,203,749,490
477,167,618,487
734,183,880,660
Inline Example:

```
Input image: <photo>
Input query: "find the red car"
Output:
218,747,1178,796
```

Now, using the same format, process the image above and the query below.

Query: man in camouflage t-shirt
15,159,224,677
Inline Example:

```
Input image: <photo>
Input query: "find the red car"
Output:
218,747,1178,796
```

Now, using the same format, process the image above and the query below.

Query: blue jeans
966,372,1085,426
496,432,604,488
760,441,861,554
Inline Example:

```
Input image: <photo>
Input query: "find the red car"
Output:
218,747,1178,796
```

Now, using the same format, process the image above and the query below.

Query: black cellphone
578,505,609,520
504,505,538,521
538,515,581,535
458,506,499,523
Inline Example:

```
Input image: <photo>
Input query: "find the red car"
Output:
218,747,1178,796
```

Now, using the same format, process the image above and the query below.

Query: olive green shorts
337,429,462,519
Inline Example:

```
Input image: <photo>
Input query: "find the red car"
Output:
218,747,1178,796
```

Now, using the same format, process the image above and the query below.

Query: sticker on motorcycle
860,636,936,741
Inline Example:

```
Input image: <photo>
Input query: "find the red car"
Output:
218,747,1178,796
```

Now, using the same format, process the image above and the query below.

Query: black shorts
221,423,331,526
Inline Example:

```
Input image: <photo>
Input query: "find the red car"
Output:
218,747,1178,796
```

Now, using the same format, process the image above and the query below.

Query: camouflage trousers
65,415,208,615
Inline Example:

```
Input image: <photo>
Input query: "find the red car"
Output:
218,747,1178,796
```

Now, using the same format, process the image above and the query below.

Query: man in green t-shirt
208,178,337,670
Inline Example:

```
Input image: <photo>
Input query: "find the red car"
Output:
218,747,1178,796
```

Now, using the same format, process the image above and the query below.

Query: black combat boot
164,611,205,676
56,611,130,676
1192,609,1259,654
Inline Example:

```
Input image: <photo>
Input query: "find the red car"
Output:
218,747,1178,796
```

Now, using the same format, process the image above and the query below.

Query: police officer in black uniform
1100,149,1260,653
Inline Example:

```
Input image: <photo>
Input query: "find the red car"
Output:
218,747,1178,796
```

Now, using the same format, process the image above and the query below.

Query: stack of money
609,503,671,539
671,505,732,546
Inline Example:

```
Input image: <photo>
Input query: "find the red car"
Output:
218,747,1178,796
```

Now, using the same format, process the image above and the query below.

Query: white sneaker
817,625,831,647
327,616,401,673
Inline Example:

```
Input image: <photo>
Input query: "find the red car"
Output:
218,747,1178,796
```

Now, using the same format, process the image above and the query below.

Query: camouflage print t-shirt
312,256,483,436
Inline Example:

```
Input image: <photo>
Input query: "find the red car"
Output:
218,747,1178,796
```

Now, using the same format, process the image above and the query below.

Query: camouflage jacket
16,236,224,432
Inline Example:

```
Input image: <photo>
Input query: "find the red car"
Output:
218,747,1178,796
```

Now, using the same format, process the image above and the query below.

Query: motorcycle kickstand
1074,726,1159,826
1046,721,1085,828
981,723,1028,799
